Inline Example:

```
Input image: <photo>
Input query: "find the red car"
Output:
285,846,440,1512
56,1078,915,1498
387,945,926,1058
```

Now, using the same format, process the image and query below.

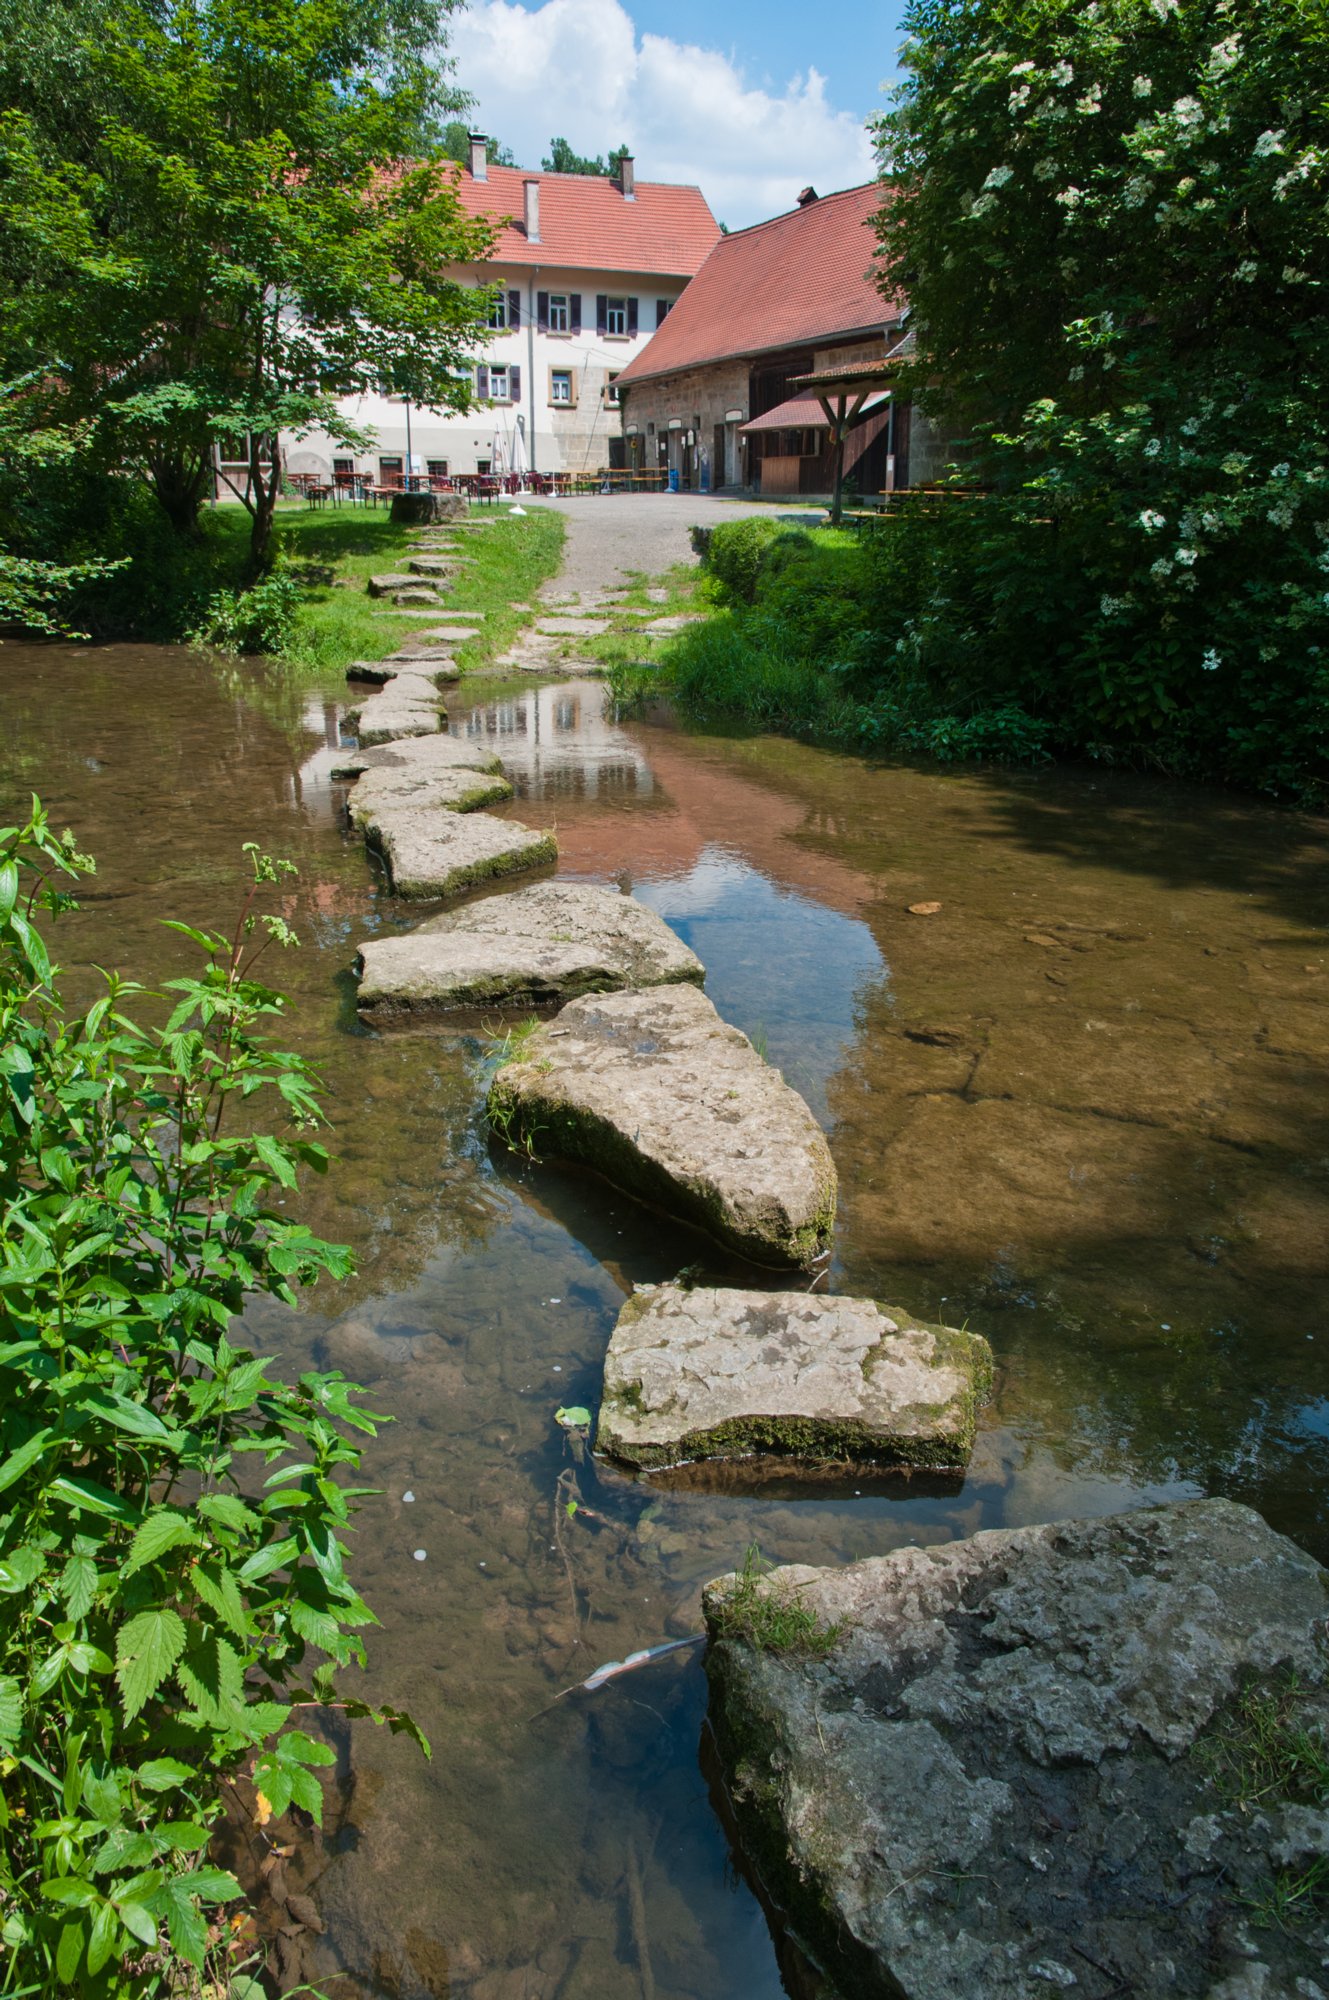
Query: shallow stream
3,644,1327,1999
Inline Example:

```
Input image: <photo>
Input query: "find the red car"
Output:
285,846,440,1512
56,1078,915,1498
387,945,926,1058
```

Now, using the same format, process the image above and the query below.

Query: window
655,298,672,328
549,294,569,334
604,372,621,406
487,291,508,330
605,296,628,337
488,365,509,400
550,369,573,405
427,458,449,477
333,456,354,476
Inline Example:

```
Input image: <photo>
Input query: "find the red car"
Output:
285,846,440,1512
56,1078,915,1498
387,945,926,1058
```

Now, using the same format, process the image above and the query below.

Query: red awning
740,388,888,434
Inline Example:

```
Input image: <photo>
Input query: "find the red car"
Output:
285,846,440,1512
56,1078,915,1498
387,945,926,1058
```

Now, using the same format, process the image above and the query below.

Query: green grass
711,1544,842,1658
1200,1671,1329,1935
217,497,565,677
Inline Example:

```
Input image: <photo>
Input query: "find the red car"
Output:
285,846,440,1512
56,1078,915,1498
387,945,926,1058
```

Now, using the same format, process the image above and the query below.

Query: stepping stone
345,673,447,746
366,573,422,597
642,614,705,637
346,656,459,686
487,984,836,1268
401,625,480,643
407,557,455,577
393,587,442,607
646,587,668,604
365,810,557,902
373,609,470,621
355,881,703,1020
597,1287,992,1473
331,735,503,782
346,762,512,831
701,1498,1329,2000
535,617,610,637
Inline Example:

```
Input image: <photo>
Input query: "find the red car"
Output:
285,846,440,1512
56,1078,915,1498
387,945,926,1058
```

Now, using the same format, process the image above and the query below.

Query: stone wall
618,359,752,490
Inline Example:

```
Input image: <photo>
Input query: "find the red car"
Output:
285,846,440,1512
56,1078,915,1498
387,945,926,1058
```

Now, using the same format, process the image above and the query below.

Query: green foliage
871,0,1329,802
711,1545,842,1658
0,0,493,569
701,517,786,605
0,377,125,637
541,137,632,177
439,122,518,168
191,555,301,657
0,800,426,1996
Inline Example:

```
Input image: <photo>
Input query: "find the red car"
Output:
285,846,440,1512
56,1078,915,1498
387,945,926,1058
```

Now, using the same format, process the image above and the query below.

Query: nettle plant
876,0,1329,798
0,800,422,1996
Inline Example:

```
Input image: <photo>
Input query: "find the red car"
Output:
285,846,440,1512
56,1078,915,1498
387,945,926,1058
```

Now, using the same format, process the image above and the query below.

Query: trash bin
668,468,679,493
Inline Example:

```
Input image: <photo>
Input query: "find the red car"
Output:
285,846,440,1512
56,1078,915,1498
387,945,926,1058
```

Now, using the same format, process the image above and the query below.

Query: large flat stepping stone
401,625,480,643
373,608,471,621
535,616,610,637
366,810,557,902
701,1498,1329,2000
642,614,705,637
597,1287,992,1473
355,880,703,1020
345,674,446,746
331,735,501,782
346,655,459,686
366,572,423,597
407,557,456,577
346,761,512,831
487,984,836,1268
393,587,442,607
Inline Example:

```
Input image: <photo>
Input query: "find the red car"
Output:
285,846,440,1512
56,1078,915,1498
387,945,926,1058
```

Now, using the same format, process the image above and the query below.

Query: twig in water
528,1634,706,1722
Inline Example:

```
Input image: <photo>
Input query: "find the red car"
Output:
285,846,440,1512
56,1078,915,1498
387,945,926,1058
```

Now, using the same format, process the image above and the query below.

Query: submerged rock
703,1498,1329,2000
355,880,703,1019
365,809,557,901
487,983,836,1267
345,674,446,746
597,1286,992,1472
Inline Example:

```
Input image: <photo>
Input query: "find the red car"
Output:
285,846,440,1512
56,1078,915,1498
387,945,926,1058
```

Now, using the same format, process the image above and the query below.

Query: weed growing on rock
712,1545,841,1658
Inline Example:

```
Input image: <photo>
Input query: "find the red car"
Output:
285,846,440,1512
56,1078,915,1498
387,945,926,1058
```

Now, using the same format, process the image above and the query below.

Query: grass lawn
216,498,565,678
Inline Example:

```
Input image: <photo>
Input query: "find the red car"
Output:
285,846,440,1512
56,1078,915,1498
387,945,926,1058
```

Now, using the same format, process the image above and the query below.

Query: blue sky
450,0,912,229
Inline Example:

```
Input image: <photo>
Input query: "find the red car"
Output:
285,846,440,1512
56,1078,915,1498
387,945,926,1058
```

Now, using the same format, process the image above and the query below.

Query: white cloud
447,0,877,229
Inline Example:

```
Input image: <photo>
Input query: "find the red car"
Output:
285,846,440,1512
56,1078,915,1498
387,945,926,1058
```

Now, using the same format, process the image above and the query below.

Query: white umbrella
510,422,528,478
490,431,507,477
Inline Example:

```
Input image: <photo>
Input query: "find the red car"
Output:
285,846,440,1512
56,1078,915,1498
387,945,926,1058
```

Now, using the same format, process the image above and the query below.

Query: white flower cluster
1253,129,1285,158
1100,594,1130,616
1010,84,1032,110
1056,186,1084,208
1132,75,1153,99
1234,260,1258,281
1150,557,1174,580
1176,547,1198,567
984,165,1015,189
1171,97,1204,130
1138,509,1167,532
1201,649,1221,671
1205,36,1242,76
1076,86,1102,116
1144,438,1162,458
1123,176,1150,208
1033,158,1058,180
1274,150,1322,198
1050,60,1074,86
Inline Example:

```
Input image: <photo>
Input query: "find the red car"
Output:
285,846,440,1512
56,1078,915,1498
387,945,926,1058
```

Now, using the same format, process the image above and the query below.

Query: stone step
535,617,611,638
365,810,557,901
355,880,703,1019
344,674,447,746
393,587,443,607
345,656,460,686
331,734,502,783
346,762,512,830
597,1286,992,1474
487,983,836,1268
366,572,422,596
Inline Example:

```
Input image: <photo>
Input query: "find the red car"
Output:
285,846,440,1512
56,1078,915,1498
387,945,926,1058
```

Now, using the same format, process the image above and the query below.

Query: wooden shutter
476,364,489,399
596,294,608,337
537,290,549,333
627,297,638,336
508,289,521,330
509,365,521,401
570,293,582,334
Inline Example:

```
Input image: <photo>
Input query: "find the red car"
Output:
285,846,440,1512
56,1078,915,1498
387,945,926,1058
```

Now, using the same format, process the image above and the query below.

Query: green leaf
175,1632,244,1726
123,1508,197,1578
50,1474,139,1522
196,1491,259,1534
72,1390,179,1444
237,1534,298,1583
87,1901,118,1977
115,1901,157,1949
135,1757,195,1793
163,1881,208,1968
115,1608,187,1720
254,1133,298,1189
59,1553,98,1621
0,1675,22,1748
55,1916,85,1985
0,1428,56,1496
180,1866,241,1903
190,1558,248,1637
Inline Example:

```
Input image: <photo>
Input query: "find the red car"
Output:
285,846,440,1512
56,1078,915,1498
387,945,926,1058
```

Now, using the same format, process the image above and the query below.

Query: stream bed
3,642,1328,1999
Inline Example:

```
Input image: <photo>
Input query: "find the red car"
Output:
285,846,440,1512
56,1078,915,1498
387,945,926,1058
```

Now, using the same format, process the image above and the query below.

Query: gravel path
522,493,790,603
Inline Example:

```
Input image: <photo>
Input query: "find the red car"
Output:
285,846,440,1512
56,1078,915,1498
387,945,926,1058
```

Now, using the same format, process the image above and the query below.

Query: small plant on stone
713,1544,841,1658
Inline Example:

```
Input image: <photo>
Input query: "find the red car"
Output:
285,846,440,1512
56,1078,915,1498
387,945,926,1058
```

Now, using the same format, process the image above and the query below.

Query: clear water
4,647,1327,1999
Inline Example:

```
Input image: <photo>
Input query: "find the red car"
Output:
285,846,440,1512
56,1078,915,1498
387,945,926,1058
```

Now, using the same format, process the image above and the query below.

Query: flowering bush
874,0,1329,800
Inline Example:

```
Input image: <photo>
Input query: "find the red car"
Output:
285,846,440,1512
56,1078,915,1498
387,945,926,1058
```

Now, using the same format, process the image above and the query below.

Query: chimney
468,132,488,181
617,152,636,201
796,185,819,207
523,178,540,242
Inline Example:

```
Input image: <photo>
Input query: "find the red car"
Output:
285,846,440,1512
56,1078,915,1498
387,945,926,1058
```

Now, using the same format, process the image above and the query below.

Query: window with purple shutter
570,294,582,334
537,290,549,333
596,294,608,338
508,290,521,330
627,298,638,336
509,365,522,402
476,364,489,399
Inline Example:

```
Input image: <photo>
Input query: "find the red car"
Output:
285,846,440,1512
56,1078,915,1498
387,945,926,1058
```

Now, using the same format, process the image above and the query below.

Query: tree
0,0,496,573
440,120,518,167
871,0,1329,800
541,136,632,176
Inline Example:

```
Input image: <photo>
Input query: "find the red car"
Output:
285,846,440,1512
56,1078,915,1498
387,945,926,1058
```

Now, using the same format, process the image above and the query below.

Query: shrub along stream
0,800,420,1996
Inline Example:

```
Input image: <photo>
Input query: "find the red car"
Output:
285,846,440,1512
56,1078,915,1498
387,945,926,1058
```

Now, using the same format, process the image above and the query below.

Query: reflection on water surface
3,647,1327,1998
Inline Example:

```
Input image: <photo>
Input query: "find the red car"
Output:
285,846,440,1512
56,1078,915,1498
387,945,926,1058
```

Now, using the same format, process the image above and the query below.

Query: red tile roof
617,183,900,387
452,164,721,277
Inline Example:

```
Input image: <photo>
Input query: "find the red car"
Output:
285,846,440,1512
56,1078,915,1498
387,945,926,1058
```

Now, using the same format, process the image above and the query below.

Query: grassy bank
269,501,564,675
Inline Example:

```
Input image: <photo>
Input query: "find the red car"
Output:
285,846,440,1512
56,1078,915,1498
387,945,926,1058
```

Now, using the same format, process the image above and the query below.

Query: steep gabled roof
452,164,721,277
617,183,900,387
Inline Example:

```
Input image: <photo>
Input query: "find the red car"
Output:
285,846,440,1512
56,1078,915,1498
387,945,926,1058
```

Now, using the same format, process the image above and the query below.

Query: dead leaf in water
907,901,942,916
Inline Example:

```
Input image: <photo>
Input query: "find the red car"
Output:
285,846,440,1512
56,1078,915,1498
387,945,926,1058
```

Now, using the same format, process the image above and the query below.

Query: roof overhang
616,320,900,392
740,388,888,435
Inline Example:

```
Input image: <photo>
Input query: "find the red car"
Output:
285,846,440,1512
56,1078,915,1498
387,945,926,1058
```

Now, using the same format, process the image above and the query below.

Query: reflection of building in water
291,697,353,819
457,678,656,801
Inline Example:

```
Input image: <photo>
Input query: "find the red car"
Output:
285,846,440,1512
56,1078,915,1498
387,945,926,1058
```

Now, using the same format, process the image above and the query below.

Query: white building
286,136,720,485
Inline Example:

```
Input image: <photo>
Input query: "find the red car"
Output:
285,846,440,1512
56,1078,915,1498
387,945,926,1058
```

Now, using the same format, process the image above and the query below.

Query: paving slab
407,557,456,577
346,762,512,830
365,810,557,901
597,1286,992,1473
487,983,836,1268
641,614,705,637
346,656,459,686
366,572,423,597
331,734,503,782
534,616,611,637
345,674,447,745
702,1498,1329,2000
393,587,442,607
355,880,702,1019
